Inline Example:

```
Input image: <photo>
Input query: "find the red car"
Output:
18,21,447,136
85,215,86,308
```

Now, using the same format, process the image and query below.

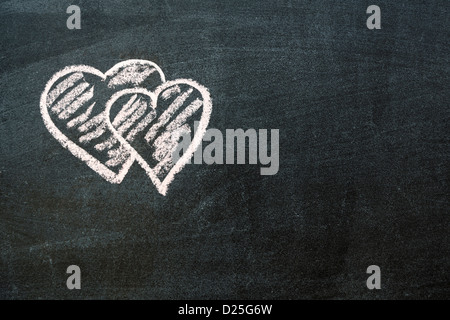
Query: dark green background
0,0,448,299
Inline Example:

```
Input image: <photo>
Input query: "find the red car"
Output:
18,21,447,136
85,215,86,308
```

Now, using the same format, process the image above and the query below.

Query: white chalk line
58,86,95,120
51,82,90,114
125,109,156,142
108,66,156,88
116,97,147,135
106,59,166,88
77,113,104,133
94,136,117,152
166,98,203,132
111,94,139,127
67,102,96,129
105,145,130,168
153,157,173,177
161,85,181,100
79,122,107,144
47,72,83,105
144,87,193,143
152,124,190,164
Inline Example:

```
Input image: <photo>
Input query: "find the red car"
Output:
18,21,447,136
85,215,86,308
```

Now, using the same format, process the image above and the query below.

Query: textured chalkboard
0,0,448,299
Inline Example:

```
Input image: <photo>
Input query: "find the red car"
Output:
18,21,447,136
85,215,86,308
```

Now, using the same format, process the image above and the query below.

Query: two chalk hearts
40,60,212,195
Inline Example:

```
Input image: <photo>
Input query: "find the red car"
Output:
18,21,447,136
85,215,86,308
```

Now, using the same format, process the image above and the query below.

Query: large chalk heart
105,79,212,195
40,60,165,183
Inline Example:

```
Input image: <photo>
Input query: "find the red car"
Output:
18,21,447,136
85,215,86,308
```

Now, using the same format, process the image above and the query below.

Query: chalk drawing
40,60,166,184
41,60,212,195
104,80,212,195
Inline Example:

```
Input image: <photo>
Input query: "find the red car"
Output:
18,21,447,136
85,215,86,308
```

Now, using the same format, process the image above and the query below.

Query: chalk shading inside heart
40,60,165,183
105,79,212,195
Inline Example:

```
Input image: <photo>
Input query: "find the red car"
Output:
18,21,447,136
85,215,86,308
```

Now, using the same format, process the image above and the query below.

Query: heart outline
104,79,212,195
40,60,166,184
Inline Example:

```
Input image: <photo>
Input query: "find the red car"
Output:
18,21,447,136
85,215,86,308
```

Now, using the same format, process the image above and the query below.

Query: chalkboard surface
0,0,448,299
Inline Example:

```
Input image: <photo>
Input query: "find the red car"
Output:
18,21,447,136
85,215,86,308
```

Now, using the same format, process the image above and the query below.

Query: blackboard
0,0,448,299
